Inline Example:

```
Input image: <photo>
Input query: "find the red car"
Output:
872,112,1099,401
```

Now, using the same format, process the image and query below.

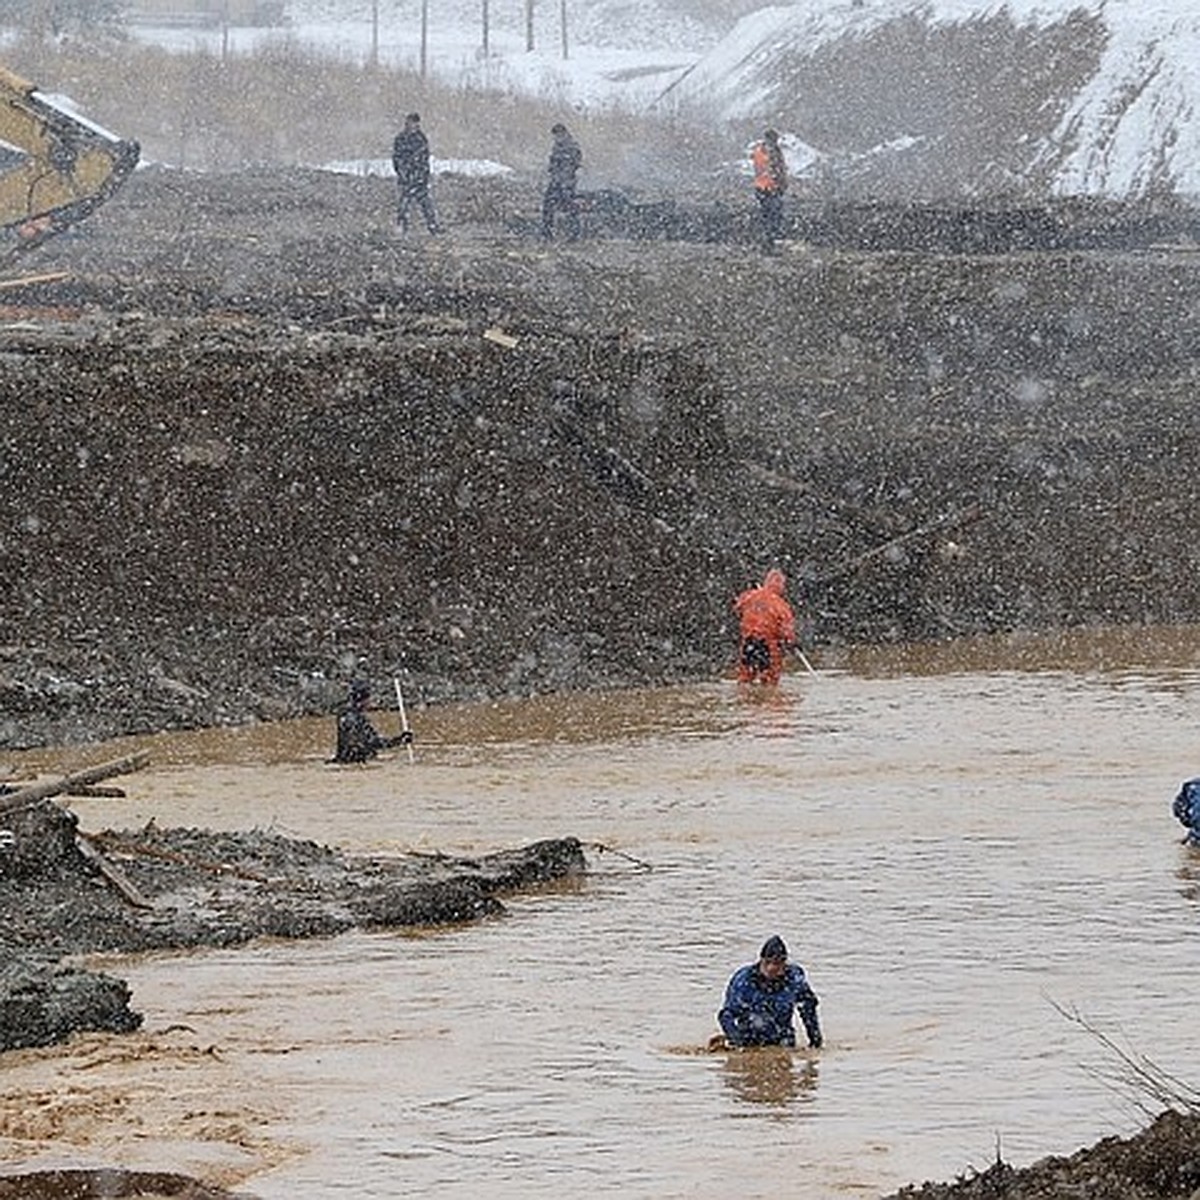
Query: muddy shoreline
0,794,586,1055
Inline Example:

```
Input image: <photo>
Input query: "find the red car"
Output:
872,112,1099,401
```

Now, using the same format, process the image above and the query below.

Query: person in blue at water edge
331,680,413,764
1172,778,1200,846
714,935,822,1049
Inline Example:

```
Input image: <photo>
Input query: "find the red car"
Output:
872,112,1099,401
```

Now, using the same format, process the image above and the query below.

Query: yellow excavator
0,63,138,260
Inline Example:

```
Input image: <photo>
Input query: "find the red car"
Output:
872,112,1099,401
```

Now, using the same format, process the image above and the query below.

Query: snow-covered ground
125,0,706,113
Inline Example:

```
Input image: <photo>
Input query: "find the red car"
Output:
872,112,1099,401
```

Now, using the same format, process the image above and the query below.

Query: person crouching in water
715,935,822,1049
734,567,796,685
1173,778,1200,847
331,680,413,764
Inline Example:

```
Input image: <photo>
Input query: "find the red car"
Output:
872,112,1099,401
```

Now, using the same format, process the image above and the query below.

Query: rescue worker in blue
541,122,583,241
331,680,413,764
1172,778,1200,846
716,935,822,1049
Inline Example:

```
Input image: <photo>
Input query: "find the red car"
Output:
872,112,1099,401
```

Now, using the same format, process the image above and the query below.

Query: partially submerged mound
0,797,585,1053
0,1168,246,1199
887,1108,1200,1199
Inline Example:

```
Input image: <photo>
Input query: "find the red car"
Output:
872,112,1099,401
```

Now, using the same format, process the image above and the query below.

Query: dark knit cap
760,935,788,961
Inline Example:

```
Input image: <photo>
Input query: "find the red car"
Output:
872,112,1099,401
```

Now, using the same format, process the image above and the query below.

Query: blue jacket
718,962,821,1048
1173,778,1200,844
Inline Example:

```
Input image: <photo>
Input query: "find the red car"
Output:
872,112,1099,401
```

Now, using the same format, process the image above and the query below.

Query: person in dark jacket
541,122,582,241
331,680,413,764
716,935,822,1049
1173,778,1200,846
392,112,441,235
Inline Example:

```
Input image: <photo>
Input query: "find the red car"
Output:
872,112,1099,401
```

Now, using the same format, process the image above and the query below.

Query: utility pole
559,0,568,59
525,0,534,51
370,0,379,68
420,0,428,78
481,0,489,56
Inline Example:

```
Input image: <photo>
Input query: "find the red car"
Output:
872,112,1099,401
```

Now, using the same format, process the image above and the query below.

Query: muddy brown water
3,628,1200,1198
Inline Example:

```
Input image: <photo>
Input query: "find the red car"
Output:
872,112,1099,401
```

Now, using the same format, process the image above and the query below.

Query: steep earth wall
1,167,1199,746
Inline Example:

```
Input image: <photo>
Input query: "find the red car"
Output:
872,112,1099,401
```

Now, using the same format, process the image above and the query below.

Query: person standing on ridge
734,567,797,686
331,680,413,764
750,127,788,251
715,935,822,1050
541,122,583,242
392,112,441,235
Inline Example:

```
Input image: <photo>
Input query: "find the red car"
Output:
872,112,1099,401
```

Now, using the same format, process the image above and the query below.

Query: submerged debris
0,785,585,1054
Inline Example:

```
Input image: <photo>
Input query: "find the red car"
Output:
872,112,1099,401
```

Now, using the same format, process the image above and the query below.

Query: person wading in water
331,680,414,764
713,935,822,1050
734,568,797,686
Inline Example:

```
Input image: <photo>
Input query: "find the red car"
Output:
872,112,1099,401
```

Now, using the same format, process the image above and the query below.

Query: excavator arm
0,63,139,260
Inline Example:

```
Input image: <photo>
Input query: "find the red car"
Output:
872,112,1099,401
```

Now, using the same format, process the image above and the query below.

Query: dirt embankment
1,165,1199,755
884,1108,1200,1199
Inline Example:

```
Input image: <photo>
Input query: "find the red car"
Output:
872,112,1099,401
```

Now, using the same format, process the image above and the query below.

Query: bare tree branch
1049,996,1200,1117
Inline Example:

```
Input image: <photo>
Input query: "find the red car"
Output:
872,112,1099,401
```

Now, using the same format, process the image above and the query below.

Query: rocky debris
885,1108,1200,1199
3,163,1200,1197
0,961,141,1054
0,795,586,1054
0,1169,249,1199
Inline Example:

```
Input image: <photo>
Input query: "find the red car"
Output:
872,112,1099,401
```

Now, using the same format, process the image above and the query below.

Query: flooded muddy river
5,628,1200,1198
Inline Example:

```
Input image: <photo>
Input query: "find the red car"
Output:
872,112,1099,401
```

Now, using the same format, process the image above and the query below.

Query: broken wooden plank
483,326,519,349
0,753,150,815
89,831,279,885
0,270,70,291
75,832,154,910
820,503,984,582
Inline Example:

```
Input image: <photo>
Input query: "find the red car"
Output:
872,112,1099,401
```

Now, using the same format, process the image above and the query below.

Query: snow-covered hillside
129,0,1200,200
666,0,1200,201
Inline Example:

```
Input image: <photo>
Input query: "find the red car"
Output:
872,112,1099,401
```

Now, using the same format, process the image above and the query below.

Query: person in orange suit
734,568,796,685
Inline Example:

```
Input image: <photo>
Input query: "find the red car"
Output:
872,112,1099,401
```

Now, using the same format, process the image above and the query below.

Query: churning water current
11,627,1200,1198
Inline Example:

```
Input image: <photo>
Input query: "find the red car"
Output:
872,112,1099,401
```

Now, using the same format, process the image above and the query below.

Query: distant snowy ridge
667,0,1200,200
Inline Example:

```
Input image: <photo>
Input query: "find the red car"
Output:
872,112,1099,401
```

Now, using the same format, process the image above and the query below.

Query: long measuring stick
393,677,415,764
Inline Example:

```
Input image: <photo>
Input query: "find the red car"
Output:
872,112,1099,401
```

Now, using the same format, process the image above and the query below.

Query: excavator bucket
0,64,139,260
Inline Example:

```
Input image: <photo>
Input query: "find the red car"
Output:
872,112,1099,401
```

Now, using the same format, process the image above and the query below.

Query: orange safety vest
751,142,785,193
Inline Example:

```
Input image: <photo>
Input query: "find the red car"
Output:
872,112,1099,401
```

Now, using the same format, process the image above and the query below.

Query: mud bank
883,1108,1200,1199
1,167,1200,748
0,795,585,1053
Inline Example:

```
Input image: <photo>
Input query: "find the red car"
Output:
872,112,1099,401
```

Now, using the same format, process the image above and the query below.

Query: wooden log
0,752,150,815
820,502,984,582
75,833,154,910
0,269,70,290
89,832,278,885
